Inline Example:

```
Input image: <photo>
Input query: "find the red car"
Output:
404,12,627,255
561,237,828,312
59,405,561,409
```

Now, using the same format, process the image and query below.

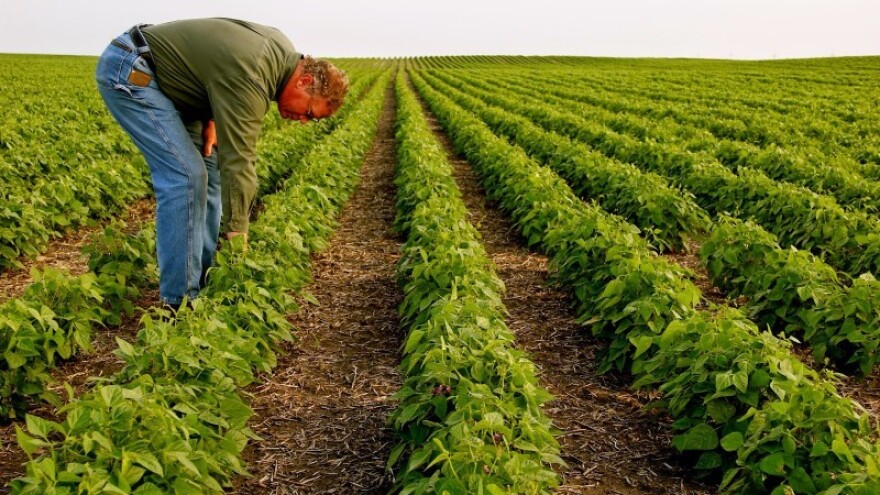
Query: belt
111,24,156,73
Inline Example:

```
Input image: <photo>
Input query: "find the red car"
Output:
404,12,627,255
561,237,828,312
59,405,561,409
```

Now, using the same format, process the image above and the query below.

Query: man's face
278,74,333,124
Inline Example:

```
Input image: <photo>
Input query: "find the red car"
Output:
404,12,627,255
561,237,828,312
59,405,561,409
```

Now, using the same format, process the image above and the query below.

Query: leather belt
116,24,156,74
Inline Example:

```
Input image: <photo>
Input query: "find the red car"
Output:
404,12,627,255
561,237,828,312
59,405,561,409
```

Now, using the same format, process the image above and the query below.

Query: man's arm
207,77,269,235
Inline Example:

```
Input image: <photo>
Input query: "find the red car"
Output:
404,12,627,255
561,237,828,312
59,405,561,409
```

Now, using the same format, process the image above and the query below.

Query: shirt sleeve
207,77,269,233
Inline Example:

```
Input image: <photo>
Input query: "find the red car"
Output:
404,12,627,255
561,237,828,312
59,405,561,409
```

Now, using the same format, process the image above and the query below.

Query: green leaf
707,401,736,423
16,426,50,456
831,438,855,463
695,451,723,470
129,452,164,476
673,423,719,451
386,443,406,470
4,351,27,369
720,432,744,452
787,467,817,492
115,337,135,357
25,415,54,438
759,452,786,476
731,369,749,393
405,447,433,474
810,441,830,457
133,483,165,495
165,451,200,476
630,335,654,358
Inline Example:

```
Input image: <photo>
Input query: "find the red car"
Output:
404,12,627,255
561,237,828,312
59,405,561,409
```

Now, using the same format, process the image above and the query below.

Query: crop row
389,72,560,494
0,222,156,419
419,71,880,377
701,216,880,375
412,69,880,494
0,69,376,422
9,69,391,494
0,55,151,270
544,68,876,153
0,55,143,185
486,71,880,212
433,70,880,278
0,151,150,270
499,68,880,181
416,71,707,253
577,73,860,145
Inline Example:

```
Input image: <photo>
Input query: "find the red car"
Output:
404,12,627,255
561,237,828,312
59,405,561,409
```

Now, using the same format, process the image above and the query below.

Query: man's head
278,56,349,124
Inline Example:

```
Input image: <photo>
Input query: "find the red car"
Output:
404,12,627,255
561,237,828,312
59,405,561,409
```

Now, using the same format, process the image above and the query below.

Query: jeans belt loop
127,24,156,74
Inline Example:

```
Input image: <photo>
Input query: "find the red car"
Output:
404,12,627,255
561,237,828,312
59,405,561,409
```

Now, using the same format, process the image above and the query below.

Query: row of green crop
388,72,560,494
551,71,866,148
0,222,156,420
417,70,709,253
432,70,880,278
0,69,374,422
590,70,880,171
9,69,391,494
521,68,870,167
412,70,880,494
419,71,880,377
545,68,879,172
701,216,880,375
0,54,151,269
0,55,141,184
485,71,880,212
543,67,877,154
0,63,370,272
0,152,150,270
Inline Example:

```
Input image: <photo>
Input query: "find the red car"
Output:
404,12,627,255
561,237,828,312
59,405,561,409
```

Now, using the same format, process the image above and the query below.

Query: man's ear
296,73,314,89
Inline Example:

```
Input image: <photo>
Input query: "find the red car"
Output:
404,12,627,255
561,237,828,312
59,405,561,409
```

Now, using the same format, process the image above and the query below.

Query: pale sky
1,0,878,60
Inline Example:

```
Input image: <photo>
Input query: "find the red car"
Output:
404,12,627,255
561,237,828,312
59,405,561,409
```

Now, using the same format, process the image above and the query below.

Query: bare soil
230,81,403,495
662,238,735,310
408,75,714,494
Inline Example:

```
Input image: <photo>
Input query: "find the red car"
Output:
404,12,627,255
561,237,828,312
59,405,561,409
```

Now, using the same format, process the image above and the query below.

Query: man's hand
202,120,217,157
226,231,248,251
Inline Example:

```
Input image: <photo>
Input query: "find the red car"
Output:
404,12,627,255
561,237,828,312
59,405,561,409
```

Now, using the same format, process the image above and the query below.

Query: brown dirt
662,238,737,310
408,75,714,494
230,81,402,495
0,198,155,302
840,372,880,418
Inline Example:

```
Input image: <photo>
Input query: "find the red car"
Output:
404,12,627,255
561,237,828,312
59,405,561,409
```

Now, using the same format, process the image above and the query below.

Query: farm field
1,53,880,494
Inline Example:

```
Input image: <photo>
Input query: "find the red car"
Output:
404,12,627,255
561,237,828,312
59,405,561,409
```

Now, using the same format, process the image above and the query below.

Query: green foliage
422,70,710,253
0,222,156,419
390,72,560,494
431,68,880,278
410,70,700,374
702,216,880,375
411,66,880,494
0,55,150,270
633,309,880,492
9,66,392,494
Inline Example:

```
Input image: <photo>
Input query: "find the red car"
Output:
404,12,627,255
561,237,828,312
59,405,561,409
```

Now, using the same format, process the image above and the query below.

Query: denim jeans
95,32,221,305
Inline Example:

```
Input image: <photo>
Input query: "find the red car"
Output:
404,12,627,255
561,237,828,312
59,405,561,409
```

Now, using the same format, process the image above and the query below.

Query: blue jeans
95,33,221,306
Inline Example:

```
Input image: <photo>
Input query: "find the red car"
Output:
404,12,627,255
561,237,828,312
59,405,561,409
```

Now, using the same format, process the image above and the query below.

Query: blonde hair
302,56,349,112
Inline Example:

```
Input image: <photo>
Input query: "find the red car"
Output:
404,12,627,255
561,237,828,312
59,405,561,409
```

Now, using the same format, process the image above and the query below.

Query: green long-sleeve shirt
142,18,300,233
